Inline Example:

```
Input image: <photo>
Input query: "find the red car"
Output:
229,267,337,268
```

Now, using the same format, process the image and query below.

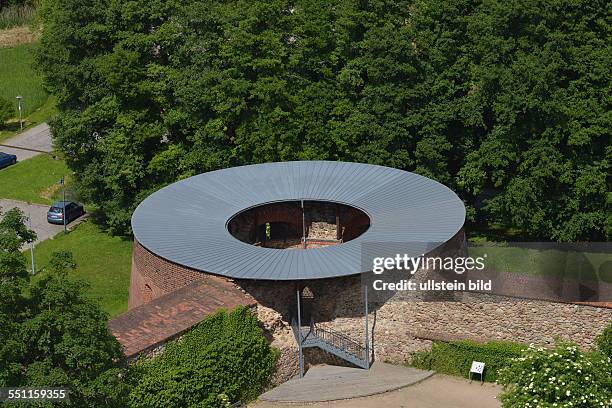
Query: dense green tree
0,208,130,406
454,0,611,241
0,208,35,386
36,0,611,240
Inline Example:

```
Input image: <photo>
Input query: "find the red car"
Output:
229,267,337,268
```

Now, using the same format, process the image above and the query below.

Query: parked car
0,152,17,169
47,201,85,225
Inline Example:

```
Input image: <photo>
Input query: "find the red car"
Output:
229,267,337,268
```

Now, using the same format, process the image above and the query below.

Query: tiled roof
108,277,255,358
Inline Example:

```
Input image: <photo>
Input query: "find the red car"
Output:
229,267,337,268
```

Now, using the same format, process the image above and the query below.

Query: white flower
566,390,571,396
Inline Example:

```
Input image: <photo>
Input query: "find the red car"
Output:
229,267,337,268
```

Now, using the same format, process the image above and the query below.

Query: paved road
253,374,502,408
0,199,85,244
0,123,53,160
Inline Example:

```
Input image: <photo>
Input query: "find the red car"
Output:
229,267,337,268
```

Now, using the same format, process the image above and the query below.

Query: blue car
0,152,17,169
47,201,85,225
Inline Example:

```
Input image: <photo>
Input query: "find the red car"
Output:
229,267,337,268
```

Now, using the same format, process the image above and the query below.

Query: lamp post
16,96,23,131
59,176,67,233
28,212,35,275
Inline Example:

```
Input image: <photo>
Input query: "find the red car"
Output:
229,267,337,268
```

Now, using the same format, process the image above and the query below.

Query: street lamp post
60,176,67,233
16,96,23,131
28,212,35,275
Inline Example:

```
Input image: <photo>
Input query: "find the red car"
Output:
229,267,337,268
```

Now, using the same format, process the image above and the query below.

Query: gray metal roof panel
131,161,465,280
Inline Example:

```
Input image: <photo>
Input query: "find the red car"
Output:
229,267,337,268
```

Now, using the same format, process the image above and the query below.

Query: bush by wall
129,307,278,408
497,342,612,407
596,322,612,360
410,340,526,382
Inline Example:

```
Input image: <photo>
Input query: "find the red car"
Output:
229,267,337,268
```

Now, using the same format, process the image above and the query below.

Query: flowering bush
497,342,612,408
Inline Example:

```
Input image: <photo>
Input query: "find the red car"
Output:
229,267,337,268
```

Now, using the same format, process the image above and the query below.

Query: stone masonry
127,229,611,385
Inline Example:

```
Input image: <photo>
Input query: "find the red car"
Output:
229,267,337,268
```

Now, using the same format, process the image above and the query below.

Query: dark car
47,201,85,225
0,152,17,169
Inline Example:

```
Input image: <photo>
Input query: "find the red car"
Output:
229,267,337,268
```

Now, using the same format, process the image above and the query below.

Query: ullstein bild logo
372,254,487,275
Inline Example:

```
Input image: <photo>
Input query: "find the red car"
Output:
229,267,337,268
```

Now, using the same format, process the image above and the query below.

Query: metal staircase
291,317,369,369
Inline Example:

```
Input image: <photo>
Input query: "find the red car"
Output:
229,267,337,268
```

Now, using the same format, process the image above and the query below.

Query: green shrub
497,342,612,408
410,340,526,382
0,96,13,127
129,307,278,408
596,323,612,360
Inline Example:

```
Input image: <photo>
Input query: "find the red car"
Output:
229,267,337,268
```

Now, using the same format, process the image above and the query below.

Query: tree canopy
0,207,130,407
36,0,611,240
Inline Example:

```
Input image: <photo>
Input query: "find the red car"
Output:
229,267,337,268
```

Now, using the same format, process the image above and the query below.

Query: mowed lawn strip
468,245,609,281
29,221,133,317
0,41,55,143
0,42,47,116
0,154,69,204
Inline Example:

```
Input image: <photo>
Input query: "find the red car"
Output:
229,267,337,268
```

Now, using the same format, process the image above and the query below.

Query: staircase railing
290,316,369,369
312,324,366,362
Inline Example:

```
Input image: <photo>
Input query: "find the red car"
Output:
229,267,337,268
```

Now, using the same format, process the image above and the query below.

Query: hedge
129,307,278,408
596,322,612,359
410,340,526,382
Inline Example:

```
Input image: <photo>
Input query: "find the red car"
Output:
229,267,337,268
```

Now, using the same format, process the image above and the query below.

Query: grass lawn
0,154,70,204
0,38,56,143
468,244,610,282
0,96,57,143
0,42,47,117
28,221,133,317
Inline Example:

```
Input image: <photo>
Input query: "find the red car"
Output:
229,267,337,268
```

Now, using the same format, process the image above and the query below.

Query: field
29,221,133,317
468,244,610,282
0,42,47,117
0,154,70,204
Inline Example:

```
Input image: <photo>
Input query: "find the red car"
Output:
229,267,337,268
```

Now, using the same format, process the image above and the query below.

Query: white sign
470,361,485,374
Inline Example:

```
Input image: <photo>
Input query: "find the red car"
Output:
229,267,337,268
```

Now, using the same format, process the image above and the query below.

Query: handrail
313,323,366,361
291,316,368,365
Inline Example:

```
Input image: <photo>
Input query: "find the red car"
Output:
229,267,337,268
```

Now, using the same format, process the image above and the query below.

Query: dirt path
252,374,502,408
0,25,39,48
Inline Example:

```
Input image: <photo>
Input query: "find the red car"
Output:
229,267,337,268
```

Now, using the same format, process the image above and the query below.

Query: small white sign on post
469,361,485,383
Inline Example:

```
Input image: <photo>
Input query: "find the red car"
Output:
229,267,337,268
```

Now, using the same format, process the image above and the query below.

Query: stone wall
304,201,337,240
129,233,612,385
234,229,612,382
245,274,612,384
226,200,371,247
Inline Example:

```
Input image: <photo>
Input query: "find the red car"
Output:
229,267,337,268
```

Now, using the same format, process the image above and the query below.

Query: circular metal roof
132,161,465,280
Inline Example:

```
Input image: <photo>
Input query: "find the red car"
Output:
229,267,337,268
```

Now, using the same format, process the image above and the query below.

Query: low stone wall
129,233,611,385
257,287,612,383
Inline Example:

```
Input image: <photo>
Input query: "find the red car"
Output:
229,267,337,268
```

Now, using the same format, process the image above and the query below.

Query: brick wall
227,201,370,246
129,240,208,309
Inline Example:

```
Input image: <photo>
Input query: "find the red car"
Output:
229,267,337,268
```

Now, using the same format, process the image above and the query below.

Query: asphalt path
0,198,85,244
0,123,54,161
